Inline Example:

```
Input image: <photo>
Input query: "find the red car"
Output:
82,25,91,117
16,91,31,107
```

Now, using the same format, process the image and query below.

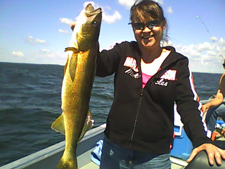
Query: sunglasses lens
131,20,161,30
146,20,160,29
133,23,145,30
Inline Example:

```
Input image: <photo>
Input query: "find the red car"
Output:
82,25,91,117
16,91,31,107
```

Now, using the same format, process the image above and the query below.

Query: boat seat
185,151,225,169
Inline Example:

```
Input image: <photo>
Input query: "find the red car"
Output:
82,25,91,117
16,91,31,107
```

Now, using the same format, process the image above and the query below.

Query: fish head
71,4,102,51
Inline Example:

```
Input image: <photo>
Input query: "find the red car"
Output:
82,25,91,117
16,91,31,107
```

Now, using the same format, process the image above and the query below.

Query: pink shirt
142,72,152,88
141,50,171,88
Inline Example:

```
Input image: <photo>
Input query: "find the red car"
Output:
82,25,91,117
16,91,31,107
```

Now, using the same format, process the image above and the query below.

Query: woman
72,0,225,168
202,61,225,135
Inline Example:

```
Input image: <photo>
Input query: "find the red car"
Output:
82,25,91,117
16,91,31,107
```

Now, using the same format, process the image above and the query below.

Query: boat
0,124,105,169
0,124,186,169
1,122,225,169
1,99,225,169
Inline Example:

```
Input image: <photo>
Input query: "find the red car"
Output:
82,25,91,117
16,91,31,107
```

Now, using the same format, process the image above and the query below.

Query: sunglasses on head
128,20,161,30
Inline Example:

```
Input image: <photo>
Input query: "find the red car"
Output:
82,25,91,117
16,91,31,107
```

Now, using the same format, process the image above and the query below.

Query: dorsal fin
65,47,78,53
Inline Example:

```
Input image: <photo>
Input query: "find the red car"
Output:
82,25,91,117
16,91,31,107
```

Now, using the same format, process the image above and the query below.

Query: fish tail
56,157,77,169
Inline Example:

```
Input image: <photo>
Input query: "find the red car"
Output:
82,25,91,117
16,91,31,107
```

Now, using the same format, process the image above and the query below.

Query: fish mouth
85,4,102,17
73,3,102,51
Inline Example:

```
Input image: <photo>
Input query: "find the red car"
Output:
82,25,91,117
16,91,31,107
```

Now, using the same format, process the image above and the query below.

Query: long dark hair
130,0,165,22
130,0,169,45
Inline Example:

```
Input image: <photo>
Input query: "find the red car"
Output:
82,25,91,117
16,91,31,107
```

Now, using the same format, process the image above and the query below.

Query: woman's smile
133,22,164,49
141,34,154,39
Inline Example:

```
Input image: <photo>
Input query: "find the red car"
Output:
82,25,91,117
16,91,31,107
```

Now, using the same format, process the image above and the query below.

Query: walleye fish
51,4,102,169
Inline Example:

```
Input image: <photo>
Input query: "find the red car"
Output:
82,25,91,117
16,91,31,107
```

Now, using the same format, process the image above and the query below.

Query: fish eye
93,21,97,27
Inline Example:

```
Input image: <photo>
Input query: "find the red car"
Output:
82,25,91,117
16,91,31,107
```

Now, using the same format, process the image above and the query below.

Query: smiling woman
0,0,224,73
94,0,225,168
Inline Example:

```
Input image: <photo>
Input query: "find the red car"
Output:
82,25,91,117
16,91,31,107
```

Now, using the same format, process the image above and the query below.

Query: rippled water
0,62,221,166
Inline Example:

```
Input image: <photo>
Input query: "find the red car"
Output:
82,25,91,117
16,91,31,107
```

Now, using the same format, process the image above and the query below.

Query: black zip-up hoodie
96,41,212,154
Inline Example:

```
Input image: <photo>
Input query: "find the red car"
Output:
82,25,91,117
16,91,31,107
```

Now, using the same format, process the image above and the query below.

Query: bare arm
202,90,224,113
202,74,225,113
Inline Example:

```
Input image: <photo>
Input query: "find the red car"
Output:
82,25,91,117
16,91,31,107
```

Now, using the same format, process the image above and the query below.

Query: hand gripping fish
51,4,102,169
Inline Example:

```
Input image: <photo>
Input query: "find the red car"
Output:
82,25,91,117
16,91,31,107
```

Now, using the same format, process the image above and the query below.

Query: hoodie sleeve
175,58,212,148
96,42,124,77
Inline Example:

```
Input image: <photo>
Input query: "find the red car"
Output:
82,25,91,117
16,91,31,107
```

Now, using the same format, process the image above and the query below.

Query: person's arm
202,74,225,113
175,58,210,147
187,143,225,165
202,90,224,113
175,59,225,165
70,22,120,77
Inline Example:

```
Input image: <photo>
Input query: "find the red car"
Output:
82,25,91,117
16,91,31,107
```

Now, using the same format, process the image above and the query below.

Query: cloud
103,11,122,24
174,38,225,73
154,0,164,5
12,51,24,57
216,38,225,53
59,29,69,34
83,2,122,24
18,49,67,65
59,18,74,25
117,0,135,9
117,0,164,9
196,42,214,52
26,36,46,44
36,39,46,43
60,2,122,26
176,44,201,59
41,49,50,52
210,36,218,41
167,6,173,13
218,38,225,45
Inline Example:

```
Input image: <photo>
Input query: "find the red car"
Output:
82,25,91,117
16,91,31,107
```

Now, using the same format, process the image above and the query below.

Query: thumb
71,22,76,31
187,149,201,163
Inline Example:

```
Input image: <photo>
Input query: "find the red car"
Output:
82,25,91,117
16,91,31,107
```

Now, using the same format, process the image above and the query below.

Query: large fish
51,4,102,169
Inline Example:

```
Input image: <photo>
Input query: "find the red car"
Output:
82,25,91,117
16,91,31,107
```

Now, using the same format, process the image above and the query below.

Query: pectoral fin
51,114,65,134
78,110,94,142
65,47,78,53
51,110,94,141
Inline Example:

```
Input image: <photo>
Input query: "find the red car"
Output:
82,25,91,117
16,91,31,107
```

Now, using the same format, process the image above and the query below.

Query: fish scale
51,4,102,169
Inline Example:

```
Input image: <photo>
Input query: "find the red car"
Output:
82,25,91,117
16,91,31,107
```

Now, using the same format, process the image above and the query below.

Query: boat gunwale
0,124,106,169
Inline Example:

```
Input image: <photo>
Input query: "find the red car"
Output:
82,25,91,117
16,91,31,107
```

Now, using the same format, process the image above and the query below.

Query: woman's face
133,20,165,50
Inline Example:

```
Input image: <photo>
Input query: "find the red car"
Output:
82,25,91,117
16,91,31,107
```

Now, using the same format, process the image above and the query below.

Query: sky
0,0,225,73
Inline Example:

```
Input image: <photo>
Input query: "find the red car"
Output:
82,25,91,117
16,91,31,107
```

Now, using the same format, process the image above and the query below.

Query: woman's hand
71,22,76,31
187,143,225,165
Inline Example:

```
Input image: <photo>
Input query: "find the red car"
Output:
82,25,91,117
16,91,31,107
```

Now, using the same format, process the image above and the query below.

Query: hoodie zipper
129,88,144,148
128,59,180,148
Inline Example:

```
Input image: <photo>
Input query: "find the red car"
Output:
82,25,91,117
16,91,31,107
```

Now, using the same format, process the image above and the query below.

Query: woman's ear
161,20,167,32
162,20,166,29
